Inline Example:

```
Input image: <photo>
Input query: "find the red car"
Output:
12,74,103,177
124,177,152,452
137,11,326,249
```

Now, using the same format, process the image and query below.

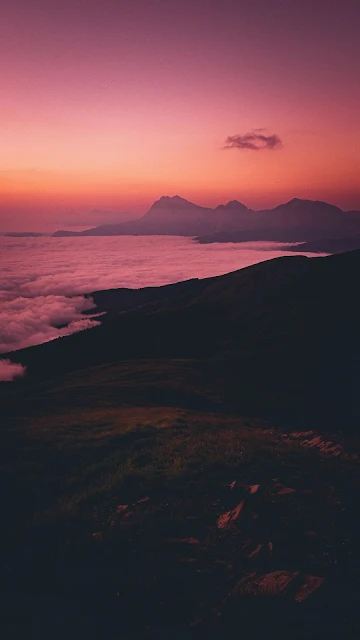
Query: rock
277,487,296,495
116,504,128,513
295,575,324,602
236,570,300,597
248,544,263,559
248,484,260,494
217,500,245,530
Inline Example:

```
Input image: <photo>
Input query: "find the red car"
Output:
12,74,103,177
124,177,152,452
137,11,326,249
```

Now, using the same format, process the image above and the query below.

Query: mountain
5,249,360,428
53,195,360,242
2,250,360,637
287,237,360,254
197,198,360,243
54,195,253,237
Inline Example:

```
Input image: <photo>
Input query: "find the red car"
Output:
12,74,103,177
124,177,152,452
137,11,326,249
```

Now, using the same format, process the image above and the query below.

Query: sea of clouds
0,236,319,380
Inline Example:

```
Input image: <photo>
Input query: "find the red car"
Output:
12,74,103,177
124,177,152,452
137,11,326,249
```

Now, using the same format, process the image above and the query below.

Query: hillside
53,195,360,242
4,250,360,427
1,250,360,638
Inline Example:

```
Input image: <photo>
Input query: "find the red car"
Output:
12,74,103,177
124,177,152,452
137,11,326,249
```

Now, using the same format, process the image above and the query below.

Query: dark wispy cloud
225,130,283,151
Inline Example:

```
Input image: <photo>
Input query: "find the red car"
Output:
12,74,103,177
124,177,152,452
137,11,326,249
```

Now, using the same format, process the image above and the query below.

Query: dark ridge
3,250,360,430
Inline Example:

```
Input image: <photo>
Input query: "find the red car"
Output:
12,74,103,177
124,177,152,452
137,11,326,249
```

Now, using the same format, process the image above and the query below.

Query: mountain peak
215,200,249,212
154,195,194,207
225,200,248,210
286,198,311,206
281,198,343,213
144,195,205,218
285,197,338,207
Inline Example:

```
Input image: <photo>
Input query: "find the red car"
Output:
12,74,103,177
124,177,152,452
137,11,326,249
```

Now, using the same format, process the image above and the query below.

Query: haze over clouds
0,235,322,356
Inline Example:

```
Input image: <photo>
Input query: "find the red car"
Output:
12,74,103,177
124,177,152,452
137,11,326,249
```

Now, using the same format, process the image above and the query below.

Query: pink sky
1,0,359,230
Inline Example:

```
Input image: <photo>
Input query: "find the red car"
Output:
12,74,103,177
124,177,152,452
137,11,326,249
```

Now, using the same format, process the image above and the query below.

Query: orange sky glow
1,0,359,230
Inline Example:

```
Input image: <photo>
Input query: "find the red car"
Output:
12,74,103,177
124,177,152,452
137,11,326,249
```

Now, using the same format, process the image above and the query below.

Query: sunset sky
1,0,359,230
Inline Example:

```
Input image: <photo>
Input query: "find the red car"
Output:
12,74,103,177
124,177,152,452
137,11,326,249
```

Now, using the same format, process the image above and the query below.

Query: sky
1,0,359,230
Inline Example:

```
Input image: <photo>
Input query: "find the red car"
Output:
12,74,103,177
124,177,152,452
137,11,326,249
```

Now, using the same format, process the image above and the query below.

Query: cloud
225,130,283,151
1,236,313,355
0,359,26,381
0,294,100,353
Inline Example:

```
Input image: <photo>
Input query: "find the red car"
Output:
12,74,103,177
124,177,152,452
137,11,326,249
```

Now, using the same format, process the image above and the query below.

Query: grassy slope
2,358,360,638
1,252,360,637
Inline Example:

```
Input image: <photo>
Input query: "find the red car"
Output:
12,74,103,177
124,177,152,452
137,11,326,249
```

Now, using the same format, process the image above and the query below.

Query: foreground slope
1,251,360,638
2,395,360,638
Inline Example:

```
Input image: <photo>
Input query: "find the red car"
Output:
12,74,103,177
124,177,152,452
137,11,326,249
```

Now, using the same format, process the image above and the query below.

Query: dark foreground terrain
1,251,360,638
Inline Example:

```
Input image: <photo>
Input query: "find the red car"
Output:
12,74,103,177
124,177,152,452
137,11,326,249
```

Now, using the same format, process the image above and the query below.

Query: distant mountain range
53,195,360,243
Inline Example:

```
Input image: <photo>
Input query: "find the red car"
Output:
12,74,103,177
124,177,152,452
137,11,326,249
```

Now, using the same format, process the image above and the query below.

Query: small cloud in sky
225,130,283,151
0,359,26,381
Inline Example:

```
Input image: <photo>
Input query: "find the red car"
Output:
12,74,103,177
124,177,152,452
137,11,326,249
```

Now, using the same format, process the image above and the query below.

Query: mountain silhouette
197,198,360,243
53,196,360,242
54,195,255,237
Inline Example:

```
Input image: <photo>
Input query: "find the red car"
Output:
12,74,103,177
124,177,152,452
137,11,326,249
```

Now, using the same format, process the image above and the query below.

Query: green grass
1,361,360,638
4,406,296,523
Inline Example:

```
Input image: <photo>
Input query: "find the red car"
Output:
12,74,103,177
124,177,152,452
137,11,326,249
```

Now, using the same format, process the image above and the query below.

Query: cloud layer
0,235,316,365
0,294,99,353
225,131,283,151
0,359,26,381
